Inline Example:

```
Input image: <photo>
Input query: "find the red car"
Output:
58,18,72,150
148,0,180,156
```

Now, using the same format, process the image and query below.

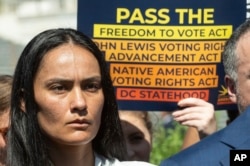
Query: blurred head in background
119,110,153,162
0,75,12,166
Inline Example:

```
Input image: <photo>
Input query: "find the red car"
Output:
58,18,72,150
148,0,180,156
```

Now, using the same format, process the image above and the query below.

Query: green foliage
149,122,187,165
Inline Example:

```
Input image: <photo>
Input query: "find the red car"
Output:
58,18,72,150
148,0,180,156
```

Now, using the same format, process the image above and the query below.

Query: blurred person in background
160,18,250,166
119,98,217,163
119,110,153,162
0,75,12,166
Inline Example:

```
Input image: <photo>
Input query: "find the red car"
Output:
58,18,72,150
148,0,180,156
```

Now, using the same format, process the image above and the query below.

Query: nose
70,88,87,112
126,142,135,160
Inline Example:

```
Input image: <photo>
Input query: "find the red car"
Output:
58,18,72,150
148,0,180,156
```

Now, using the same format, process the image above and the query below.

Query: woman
7,28,155,166
119,111,152,162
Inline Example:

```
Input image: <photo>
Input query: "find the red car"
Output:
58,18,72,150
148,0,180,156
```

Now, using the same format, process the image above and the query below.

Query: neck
49,143,94,166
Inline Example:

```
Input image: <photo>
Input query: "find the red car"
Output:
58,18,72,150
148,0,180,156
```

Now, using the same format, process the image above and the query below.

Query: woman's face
119,111,152,162
33,44,104,147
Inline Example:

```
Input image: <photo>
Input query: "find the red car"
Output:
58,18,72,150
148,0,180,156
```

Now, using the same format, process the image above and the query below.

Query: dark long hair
7,28,127,166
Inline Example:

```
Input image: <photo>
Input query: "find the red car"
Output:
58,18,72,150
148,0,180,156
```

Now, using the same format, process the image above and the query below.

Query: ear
224,75,237,103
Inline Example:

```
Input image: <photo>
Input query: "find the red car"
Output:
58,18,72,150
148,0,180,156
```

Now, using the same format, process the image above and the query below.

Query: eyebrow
45,76,102,84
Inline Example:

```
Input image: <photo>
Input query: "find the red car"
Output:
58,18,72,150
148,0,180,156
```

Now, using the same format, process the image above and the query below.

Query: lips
67,119,91,129
71,119,90,124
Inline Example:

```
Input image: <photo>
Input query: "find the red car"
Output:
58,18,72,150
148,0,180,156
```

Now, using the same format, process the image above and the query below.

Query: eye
84,82,102,92
50,84,67,94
